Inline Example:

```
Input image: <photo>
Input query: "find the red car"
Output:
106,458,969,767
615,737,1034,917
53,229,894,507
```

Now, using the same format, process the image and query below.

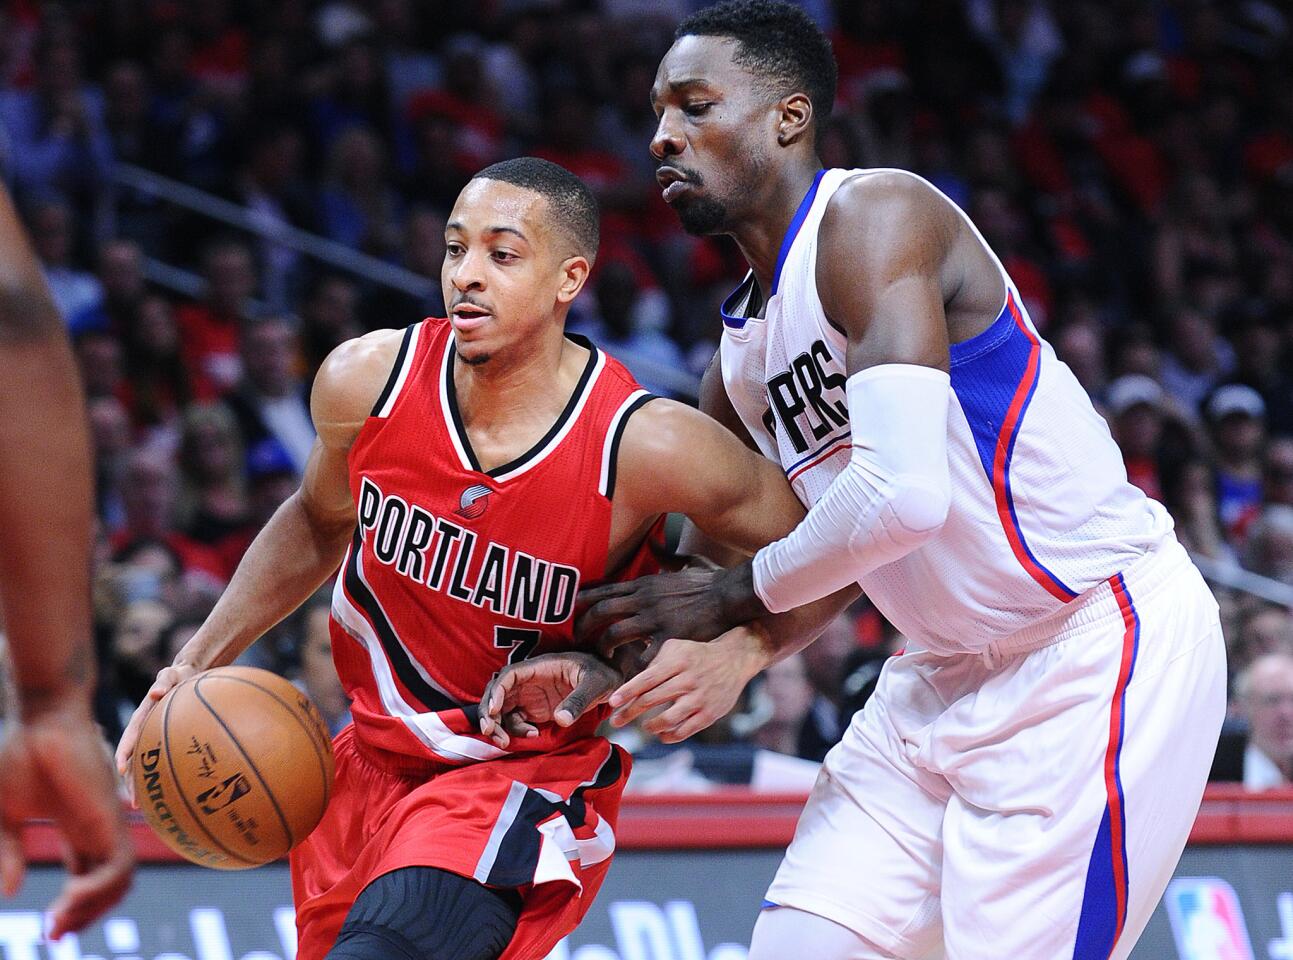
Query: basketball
131,666,335,870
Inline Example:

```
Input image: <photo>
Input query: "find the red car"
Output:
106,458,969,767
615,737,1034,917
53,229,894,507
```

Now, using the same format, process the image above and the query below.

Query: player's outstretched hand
607,628,770,743
115,663,202,807
577,562,765,656
478,653,621,749
0,697,134,940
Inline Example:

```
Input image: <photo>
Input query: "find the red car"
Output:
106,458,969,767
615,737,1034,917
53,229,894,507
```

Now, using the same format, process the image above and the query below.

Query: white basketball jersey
720,168,1173,654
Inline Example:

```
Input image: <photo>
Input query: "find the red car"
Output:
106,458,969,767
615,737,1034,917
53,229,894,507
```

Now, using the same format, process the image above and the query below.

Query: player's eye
492,250,518,263
684,102,713,118
445,242,464,257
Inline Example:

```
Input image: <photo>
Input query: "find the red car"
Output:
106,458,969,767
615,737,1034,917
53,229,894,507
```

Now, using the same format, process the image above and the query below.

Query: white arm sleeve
752,364,952,614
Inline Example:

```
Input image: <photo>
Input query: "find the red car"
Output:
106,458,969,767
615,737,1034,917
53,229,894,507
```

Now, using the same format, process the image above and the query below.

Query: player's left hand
577,561,766,655
478,652,622,748
607,628,770,743
0,696,134,940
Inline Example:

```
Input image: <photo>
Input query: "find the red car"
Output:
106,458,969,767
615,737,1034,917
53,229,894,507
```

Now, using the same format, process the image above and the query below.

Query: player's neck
730,159,823,297
452,330,586,457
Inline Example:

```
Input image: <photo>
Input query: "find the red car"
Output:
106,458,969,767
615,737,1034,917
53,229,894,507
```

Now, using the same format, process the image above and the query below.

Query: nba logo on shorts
1164,878,1254,960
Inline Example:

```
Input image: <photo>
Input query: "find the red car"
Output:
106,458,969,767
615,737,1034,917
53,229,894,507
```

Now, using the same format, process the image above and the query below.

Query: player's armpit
614,398,806,555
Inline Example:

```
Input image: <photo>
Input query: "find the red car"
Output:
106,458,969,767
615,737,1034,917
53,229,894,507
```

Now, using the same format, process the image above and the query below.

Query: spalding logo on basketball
133,665,335,870
456,482,492,519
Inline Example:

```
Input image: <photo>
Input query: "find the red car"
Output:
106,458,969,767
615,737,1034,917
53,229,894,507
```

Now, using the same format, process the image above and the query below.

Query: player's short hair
470,157,599,262
677,0,837,123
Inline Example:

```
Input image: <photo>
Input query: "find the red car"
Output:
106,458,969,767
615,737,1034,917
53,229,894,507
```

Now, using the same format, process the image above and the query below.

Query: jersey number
494,627,541,665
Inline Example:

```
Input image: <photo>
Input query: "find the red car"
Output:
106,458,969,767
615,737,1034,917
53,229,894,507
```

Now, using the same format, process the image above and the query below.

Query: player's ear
776,93,813,147
556,255,591,305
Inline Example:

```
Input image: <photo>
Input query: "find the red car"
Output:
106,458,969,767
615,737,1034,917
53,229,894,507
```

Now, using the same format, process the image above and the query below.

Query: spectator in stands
1228,653,1293,790
298,596,352,736
23,194,102,330
1208,384,1268,542
177,403,251,567
0,31,111,200
1159,307,1234,415
102,59,158,171
225,317,314,475
245,437,299,527
796,612,859,762
108,597,172,730
363,205,445,326
748,655,815,758
177,237,258,396
237,125,314,311
92,238,147,333
300,273,363,375
320,125,403,257
110,449,224,584
74,329,124,402
1053,318,1107,397
121,293,193,433
1105,374,1167,500
1266,436,1293,508
86,394,133,528
1163,458,1232,564
1232,605,1293,672
1244,505,1293,586
576,261,683,396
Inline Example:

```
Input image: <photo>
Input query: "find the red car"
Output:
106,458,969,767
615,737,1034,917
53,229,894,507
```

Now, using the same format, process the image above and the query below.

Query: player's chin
458,346,493,366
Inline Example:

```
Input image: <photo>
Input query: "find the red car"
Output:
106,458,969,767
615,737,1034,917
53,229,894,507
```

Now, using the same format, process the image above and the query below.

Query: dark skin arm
576,173,956,649
481,354,858,745
0,185,133,938
481,391,808,747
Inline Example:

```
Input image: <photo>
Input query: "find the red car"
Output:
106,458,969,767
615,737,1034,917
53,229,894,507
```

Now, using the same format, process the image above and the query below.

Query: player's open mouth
451,305,492,332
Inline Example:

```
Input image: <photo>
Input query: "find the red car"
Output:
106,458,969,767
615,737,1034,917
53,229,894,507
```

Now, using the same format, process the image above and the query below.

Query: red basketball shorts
289,724,631,960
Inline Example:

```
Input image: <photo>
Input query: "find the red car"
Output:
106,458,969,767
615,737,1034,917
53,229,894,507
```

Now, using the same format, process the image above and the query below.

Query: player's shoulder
614,396,719,476
312,325,425,446
820,168,956,244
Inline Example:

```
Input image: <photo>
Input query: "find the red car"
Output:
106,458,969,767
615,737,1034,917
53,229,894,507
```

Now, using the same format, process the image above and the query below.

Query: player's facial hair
676,144,767,236
677,184,728,236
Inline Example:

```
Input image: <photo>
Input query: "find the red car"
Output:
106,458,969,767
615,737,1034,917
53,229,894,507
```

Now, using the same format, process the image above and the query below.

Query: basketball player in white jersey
555,2,1228,958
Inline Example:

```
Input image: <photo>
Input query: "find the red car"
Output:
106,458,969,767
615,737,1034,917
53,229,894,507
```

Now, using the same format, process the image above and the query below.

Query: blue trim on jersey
948,296,1014,365
949,299,1078,599
948,299,1030,485
1073,806,1120,959
1072,575,1141,959
720,274,756,330
771,168,827,296
719,169,826,330
761,899,780,911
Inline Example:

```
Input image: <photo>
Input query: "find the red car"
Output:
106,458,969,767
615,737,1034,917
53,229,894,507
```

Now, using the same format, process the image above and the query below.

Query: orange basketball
131,665,335,870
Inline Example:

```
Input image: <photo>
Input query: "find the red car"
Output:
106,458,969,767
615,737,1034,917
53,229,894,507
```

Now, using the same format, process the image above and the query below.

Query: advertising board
2,845,1290,960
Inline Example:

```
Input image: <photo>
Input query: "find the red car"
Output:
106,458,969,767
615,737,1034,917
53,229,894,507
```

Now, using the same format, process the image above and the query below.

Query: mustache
657,163,704,186
451,296,490,311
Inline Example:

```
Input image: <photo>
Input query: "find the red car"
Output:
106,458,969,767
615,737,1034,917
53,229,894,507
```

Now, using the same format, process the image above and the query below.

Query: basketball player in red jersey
0,185,133,939
116,158,832,960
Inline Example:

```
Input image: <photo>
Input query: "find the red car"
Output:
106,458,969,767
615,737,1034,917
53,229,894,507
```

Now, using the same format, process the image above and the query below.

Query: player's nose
447,249,486,291
650,113,684,161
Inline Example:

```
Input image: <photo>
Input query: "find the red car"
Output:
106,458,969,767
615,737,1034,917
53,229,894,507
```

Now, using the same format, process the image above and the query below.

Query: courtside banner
2,845,1291,960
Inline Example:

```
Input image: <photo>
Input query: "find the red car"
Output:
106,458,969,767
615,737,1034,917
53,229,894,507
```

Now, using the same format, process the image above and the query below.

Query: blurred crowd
1,0,1291,790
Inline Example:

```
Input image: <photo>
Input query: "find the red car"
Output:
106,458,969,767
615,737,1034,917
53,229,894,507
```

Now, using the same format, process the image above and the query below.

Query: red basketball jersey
330,319,659,770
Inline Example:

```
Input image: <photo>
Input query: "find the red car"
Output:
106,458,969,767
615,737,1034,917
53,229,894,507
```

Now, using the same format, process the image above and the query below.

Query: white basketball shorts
762,536,1226,959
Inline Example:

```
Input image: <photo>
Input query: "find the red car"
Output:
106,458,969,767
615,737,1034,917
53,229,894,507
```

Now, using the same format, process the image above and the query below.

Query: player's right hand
114,663,202,807
0,695,134,940
478,653,621,748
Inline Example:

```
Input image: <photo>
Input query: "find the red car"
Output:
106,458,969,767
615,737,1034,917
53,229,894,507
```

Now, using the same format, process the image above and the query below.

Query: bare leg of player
750,906,941,960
